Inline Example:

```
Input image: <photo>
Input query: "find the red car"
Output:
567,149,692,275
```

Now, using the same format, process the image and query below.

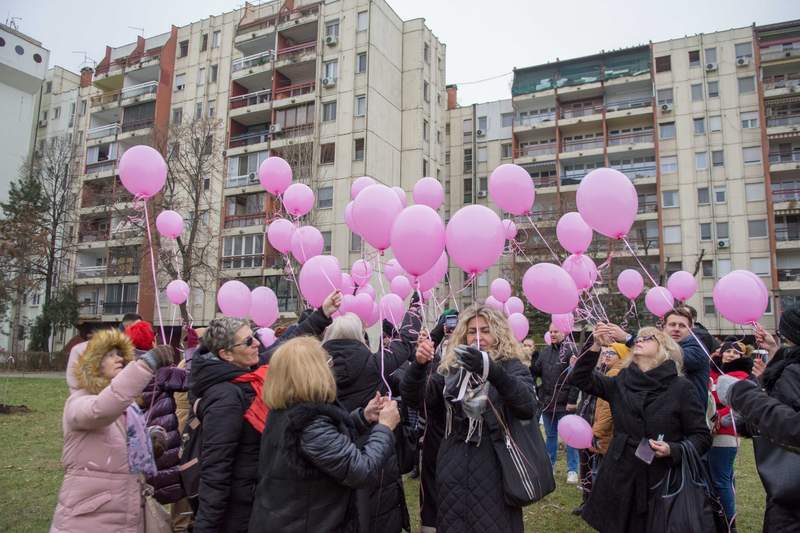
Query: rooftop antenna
5,16,22,30
128,26,144,37
72,51,96,68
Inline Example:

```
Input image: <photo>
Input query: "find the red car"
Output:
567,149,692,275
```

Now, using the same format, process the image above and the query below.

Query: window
695,151,708,170
659,122,676,139
735,42,753,59
463,118,473,136
709,115,722,132
423,81,430,102
703,297,715,315
738,76,756,94
210,64,218,83
423,120,430,141
662,190,679,208
464,148,473,172
714,186,727,203
354,95,366,116
663,225,682,244
745,182,765,202
212,30,221,49
660,155,678,173
179,40,189,58
326,20,339,37
320,142,335,164
705,47,717,64
53,106,61,119
707,81,719,98
322,101,337,121
463,178,473,203
502,113,514,127
655,55,671,72
422,159,428,176
712,150,724,167
41,110,48,121
207,100,216,118
702,260,714,277
354,138,365,161
445,123,450,136
319,231,331,253
748,219,768,238
689,50,701,67
477,145,487,163
424,43,430,63
436,130,441,144
657,88,673,105
222,234,264,269
197,67,205,85
716,222,729,239
501,143,513,159
691,83,704,101
175,73,186,91
356,52,367,73
44,81,52,94
741,111,758,129
357,11,368,32
698,187,710,205
743,146,762,164
172,106,183,124
718,259,732,276
317,186,333,209
751,257,770,276
694,117,705,134
195,102,203,119
445,151,451,165
700,222,712,240
477,116,488,132
201,34,208,52
324,60,338,80
350,233,362,252
80,99,87,116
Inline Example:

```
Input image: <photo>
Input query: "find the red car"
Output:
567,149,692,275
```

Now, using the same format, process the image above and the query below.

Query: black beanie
778,306,800,347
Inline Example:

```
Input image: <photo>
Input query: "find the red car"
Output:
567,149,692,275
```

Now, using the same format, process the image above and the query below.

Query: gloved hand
141,345,175,372
149,425,168,459
454,345,491,377
715,375,739,406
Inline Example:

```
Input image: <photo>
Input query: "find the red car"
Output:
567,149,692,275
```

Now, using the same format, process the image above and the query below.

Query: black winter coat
402,356,537,533
248,402,395,533
571,347,712,533
530,342,579,415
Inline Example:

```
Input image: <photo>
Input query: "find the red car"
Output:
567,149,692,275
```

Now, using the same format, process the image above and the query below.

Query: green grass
0,377,766,532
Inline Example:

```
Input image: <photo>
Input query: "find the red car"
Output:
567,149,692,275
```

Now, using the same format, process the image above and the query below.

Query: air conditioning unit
322,77,337,88
270,123,283,134
248,172,258,183
736,56,750,67
660,103,673,113
38,118,48,127
705,62,718,72
717,238,730,249
477,191,488,198
476,129,485,137
325,35,338,46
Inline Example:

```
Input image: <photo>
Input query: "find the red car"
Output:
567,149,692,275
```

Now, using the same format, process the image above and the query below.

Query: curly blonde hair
627,326,684,374
438,304,528,375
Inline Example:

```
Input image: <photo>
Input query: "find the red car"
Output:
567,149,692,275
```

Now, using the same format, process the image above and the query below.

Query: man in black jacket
531,323,579,483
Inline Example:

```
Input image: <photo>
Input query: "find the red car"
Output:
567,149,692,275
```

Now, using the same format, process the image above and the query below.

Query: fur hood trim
73,329,136,394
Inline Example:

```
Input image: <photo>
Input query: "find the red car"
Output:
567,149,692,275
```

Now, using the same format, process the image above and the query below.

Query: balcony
773,187,800,205
229,129,270,149
776,227,800,243
560,103,604,120
532,174,559,189
229,89,272,109
224,212,265,229
605,96,652,113
767,114,800,130
608,131,654,147
276,41,316,62
779,268,800,282
222,254,264,270
79,301,100,317
87,123,121,141
90,91,121,108
764,74,800,98
613,164,657,182
514,143,557,160
769,150,800,173
103,301,138,315
121,117,155,133
226,173,260,189
529,206,560,222
232,50,274,73
761,46,800,63
120,81,158,102
76,265,107,279
84,160,116,176
78,228,110,243
562,137,604,153
638,201,658,214
274,81,315,101
272,124,314,142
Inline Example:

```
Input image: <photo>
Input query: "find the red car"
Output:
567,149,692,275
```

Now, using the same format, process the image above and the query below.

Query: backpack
177,397,204,511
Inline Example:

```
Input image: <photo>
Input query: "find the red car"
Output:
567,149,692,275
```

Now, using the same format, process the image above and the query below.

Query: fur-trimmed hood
73,329,136,394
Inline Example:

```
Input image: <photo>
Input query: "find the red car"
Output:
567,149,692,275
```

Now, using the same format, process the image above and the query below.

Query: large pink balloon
351,176,377,200
645,286,674,318
380,293,405,328
351,259,373,286
290,226,324,264
256,327,276,348
562,254,598,291
118,145,167,198
556,212,593,255
259,156,292,196
490,278,512,303
156,210,184,239
505,296,524,316
250,286,279,327
352,293,374,323
340,273,356,295
366,302,380,327
391,205,446,276
298,255,342,307
390,275,413,299
713,271,768,325
446,205,505,274
667,271,698,302
552,313,574,334
502,219,517,241
392,186,407,207
217,280,252,317
617,269,644,300
523,263,579,314
352,184,404,251
344,201,360,235
488,163,535,215
413,177,445,210
356,283,376,300
508,313,529,341
282,183,314,217
383,259,406,282
267,218,295,254
485,295,504,312
577,168,638,239
339,295,358,315
166,279,190,305
415,251,448,291
558,414,593,449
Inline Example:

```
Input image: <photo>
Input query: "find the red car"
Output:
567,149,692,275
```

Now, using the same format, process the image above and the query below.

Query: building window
195,102,203,119
738,76,756,94
716,222,729,239
445,151,451,165
357,11,368,31
175,73,186,91
707,81,719,98
660,155,677,174
478,116,488,133
477,145,487,163
201,34,208,51
718,259,731,276
699,222,712,240
423,120,430,141
322,101,337,121
208,100,216,118
712,150,724,167
354,138,365,161
709,115,722,132
210,64,218,83
53,106,61,119
659,122,676,139
422,158,428,176
748,219,768,238
44,81,52,94
222,234,264,269
501,143,512,159
356,52,367,73
662,190,679,208
703,297,715,315
320,231,332,253
424,43,430,63
324,60,338,80
714,186,727,204
751,257,770,276
212,30,221,49
695,151,708,170
464,148,473,172
436,130,441,144
657,88,673,105
423,81,430,102
320,142,335,164
694,117,705,134
698,187,710,205
355,95,366,117
326,20,340,37
741,111,758,129
691,83,703,101
663,225,682,244
745,182,765,202
735,42,753,59
655,55,671,72
463,118,473,136
179,40,189,57
478,176,488,194
350,232,362,252
688,50,701,67
502,113,514,127
445,122,450,135
463,178,473,203
743,146,762,164
702,260,714,277
197,67,205,85
705,47,717,64
317,186,333,209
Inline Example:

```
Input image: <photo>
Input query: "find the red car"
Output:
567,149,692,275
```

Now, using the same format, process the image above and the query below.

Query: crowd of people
49,292,800,532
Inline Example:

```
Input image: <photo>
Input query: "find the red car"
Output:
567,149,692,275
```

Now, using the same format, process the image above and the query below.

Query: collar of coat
620,359,678,394
73,329,136,394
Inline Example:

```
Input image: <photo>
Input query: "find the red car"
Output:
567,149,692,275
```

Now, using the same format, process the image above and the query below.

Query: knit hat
778,306,800,347
125,321,156,351
609,342,630,360
720,340,750,357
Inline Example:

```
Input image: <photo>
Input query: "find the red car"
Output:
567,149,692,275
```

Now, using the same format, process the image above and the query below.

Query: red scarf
232,365,269,433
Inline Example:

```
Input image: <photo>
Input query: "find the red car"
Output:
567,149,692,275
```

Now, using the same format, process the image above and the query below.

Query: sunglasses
231,335,256,349
601,351,619,358
633,334,657,344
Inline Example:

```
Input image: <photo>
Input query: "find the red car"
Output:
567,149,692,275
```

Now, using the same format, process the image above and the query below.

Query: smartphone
753,349,769,364
444,315,458,332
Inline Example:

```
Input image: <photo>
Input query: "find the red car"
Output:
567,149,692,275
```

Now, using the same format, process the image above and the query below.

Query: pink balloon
508,313,529,341
344,201,360,235
413,177,445,210
352,184,404,251
490,278,512,303
713,270,768,325
446,205,505,274
392,186,407,207
352,293,374,323
267,218,295,254
298,255,342,308
576,168,638,239
366,302,380,327
256,327,276,348
645,286,674,318
422,289,434,303
485,295,504,312
339,295,357,315
156,210,184,239
558,414,593,449
383,259,406,282
217,280,252,317
282,183,314,217
351,259,373,286
340,273,356,295
166,279,190,305
488,163,535,215
290,226,324,264
390,276,413,299
544,331,552,345
118,145,167,198
667,271,698,302
523,263,579,314
356,283,376,300
505,296,524,317
250,286,279,328
380,293,405,328
562,254,598,291
552,313,574,334
391,205,446,276
617,269,644,300
556,212,593,255
351,176,377,200
502,219,517,241
415,251,449,291
259,156,292,196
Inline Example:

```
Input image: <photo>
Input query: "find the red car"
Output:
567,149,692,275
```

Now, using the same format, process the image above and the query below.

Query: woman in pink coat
50,329,174,533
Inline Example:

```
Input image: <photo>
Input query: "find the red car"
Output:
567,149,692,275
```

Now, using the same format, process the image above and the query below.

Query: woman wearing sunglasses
570,325,712,533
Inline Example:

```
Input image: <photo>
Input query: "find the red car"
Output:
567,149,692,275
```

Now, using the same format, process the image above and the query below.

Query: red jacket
710,357,754,438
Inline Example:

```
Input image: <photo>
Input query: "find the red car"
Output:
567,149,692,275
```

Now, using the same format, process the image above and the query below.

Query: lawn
0,376,766,532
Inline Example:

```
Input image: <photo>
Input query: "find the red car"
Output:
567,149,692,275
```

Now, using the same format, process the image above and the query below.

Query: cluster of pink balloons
216,280,279,328
486,278,529,340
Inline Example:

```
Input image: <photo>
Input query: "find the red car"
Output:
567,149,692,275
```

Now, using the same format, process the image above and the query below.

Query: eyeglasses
633,334,657,344
601,351,618,358
230,335,256,349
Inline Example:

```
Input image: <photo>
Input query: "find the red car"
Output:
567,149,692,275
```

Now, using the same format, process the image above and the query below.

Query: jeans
542,411,579,473
708,445,738,521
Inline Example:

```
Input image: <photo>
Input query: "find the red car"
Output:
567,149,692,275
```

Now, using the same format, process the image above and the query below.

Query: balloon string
446,273,460,313
142,200,167,344
525,215,561,263
375,258,393,398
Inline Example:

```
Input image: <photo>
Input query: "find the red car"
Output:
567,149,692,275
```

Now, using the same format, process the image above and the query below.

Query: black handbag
753,435,800,506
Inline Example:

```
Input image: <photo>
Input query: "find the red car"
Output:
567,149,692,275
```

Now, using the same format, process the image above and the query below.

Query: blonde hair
263,337,337,409
628,326,684,374
438,304,528,374
322,312,364,344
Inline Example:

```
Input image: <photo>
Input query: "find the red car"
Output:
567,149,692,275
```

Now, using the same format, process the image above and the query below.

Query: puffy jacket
530,342,579,415
248,402,395,533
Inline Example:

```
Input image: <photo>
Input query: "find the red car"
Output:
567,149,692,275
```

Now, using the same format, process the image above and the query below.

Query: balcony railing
274,124,314,139
761,47,800,62
562,137,604,152
605,96,652,112
608,131,654,146
768,114,800,128
229,130,270,148
87,123,121,140
533,175,559,188
226,173,260,188
121,118,154,133
90,91,121,107
769,150,800,164
232,50,274,73
276,41,316,60
763,75,800,91
121,81,158,100
638,201,658,214
515,143,557,158
107,263,139,276
778,268,800,282
514,113,556,127
773,187,800,203
529,207,560,221
274,81,315,100
229,89,272,109
84,160,116,174
78,228,110,243
776,228,800,241
560,103,604,119
79,302,100,316
103,301,138,315
224,212,265,229
613,165,657,180
76,265,107,278
222,254,264,270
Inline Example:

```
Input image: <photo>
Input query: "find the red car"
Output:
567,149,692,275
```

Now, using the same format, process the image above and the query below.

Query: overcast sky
4,0,799,104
